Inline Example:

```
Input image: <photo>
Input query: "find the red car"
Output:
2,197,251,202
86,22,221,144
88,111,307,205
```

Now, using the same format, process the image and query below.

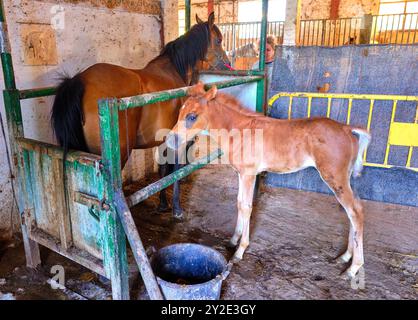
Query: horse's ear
196,14,204,24
208,12,215,28
204,85,217,101
188,81,205,96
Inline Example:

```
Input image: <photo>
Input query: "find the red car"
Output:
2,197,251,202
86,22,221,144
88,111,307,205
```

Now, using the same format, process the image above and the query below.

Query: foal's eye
217,38,222,45
186,113,197,122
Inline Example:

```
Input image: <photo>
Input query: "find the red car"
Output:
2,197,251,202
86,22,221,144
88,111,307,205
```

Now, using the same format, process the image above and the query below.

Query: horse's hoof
340,268,356,280
334,254,351,265
227,241,237,249
231,255,242,264
172,208,184,221
157,203,171,213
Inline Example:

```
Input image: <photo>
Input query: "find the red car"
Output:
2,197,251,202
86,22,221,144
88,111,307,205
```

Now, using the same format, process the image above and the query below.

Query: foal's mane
158,22,211,83
212,93,265,118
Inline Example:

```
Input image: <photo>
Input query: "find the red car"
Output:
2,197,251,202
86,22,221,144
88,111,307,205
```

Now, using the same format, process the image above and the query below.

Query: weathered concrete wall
0,0,171,234
301,0,378,20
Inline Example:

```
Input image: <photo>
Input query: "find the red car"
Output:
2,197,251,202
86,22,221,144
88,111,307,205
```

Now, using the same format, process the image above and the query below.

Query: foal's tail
351,128,371,178
51,73,88,153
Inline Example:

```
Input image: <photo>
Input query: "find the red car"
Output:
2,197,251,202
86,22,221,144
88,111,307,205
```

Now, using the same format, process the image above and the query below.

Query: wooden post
98,98,130,300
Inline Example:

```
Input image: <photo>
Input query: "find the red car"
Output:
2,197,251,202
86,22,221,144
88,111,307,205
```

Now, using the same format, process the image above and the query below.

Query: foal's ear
204,85,217,101
196,14,204,24
208,12,215,28
188,81,205,96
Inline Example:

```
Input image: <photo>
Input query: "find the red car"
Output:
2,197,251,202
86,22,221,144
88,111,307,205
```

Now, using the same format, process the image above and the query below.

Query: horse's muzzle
166,133,183,150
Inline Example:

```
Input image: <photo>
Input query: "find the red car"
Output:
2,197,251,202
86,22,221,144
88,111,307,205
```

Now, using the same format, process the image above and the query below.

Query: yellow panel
388,122,418,147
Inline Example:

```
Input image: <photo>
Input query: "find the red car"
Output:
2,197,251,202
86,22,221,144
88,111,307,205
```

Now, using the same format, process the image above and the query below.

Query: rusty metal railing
299,17,362,46
370,13,418,44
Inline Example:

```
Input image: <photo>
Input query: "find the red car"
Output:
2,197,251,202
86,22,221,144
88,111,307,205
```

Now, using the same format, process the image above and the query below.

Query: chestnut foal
166,83,371,278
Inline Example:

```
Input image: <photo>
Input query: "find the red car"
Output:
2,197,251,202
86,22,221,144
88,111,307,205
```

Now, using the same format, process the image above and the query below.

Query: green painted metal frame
119,76,262,110
0,0,270,300
0,0,41,268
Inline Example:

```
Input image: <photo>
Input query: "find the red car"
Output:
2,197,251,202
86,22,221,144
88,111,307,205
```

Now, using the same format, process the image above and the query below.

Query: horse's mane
158,22,211,83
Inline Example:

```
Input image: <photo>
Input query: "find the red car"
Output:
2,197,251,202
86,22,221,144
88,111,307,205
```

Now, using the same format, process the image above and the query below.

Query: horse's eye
217,38,222,45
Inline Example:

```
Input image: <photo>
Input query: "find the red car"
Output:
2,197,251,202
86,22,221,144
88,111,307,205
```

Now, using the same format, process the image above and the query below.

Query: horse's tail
51,74,88,153
51,74,88,215
351,128,371,178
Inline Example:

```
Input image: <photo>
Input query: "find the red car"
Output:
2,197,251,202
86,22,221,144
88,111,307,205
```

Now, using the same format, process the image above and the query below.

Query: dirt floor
0,165,417,300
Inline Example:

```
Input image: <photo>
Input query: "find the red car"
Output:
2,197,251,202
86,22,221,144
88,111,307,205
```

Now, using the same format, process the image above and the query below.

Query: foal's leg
336,224,354,263
320,171,364,278
336,191,364,278
229,200,243,247
232,174,257,261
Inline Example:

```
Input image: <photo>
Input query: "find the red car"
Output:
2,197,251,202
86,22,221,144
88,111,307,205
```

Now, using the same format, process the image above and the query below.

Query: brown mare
51,14,230,219
166,83,371,279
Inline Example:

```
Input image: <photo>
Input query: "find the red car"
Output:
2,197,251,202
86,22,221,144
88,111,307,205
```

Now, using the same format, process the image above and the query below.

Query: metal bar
316,20,320,45
185,0,191,32
255,0,268,113
126,149,223,208
406,146,413,167
364,162,418,172
307,97,312,118
98,98,130,300
74,191,101,209
114,190,163,300
268,92,418,101
363,99,375,162
347,98,353,124
119,76,263,110
200,70,265,77
19,86,56,100
383,100,398,165
326,97,332,118
407,13,413,43
288,96,293,119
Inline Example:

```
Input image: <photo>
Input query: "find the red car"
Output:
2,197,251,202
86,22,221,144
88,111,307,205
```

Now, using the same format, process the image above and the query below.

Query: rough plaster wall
179,0,237,24
301,0,331,20
162,0,179,43
301,0,378,20
339,0,379,17
0,0,167,234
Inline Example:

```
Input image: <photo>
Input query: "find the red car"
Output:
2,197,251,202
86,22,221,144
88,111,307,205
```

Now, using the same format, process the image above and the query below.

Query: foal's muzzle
166,133,183,150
